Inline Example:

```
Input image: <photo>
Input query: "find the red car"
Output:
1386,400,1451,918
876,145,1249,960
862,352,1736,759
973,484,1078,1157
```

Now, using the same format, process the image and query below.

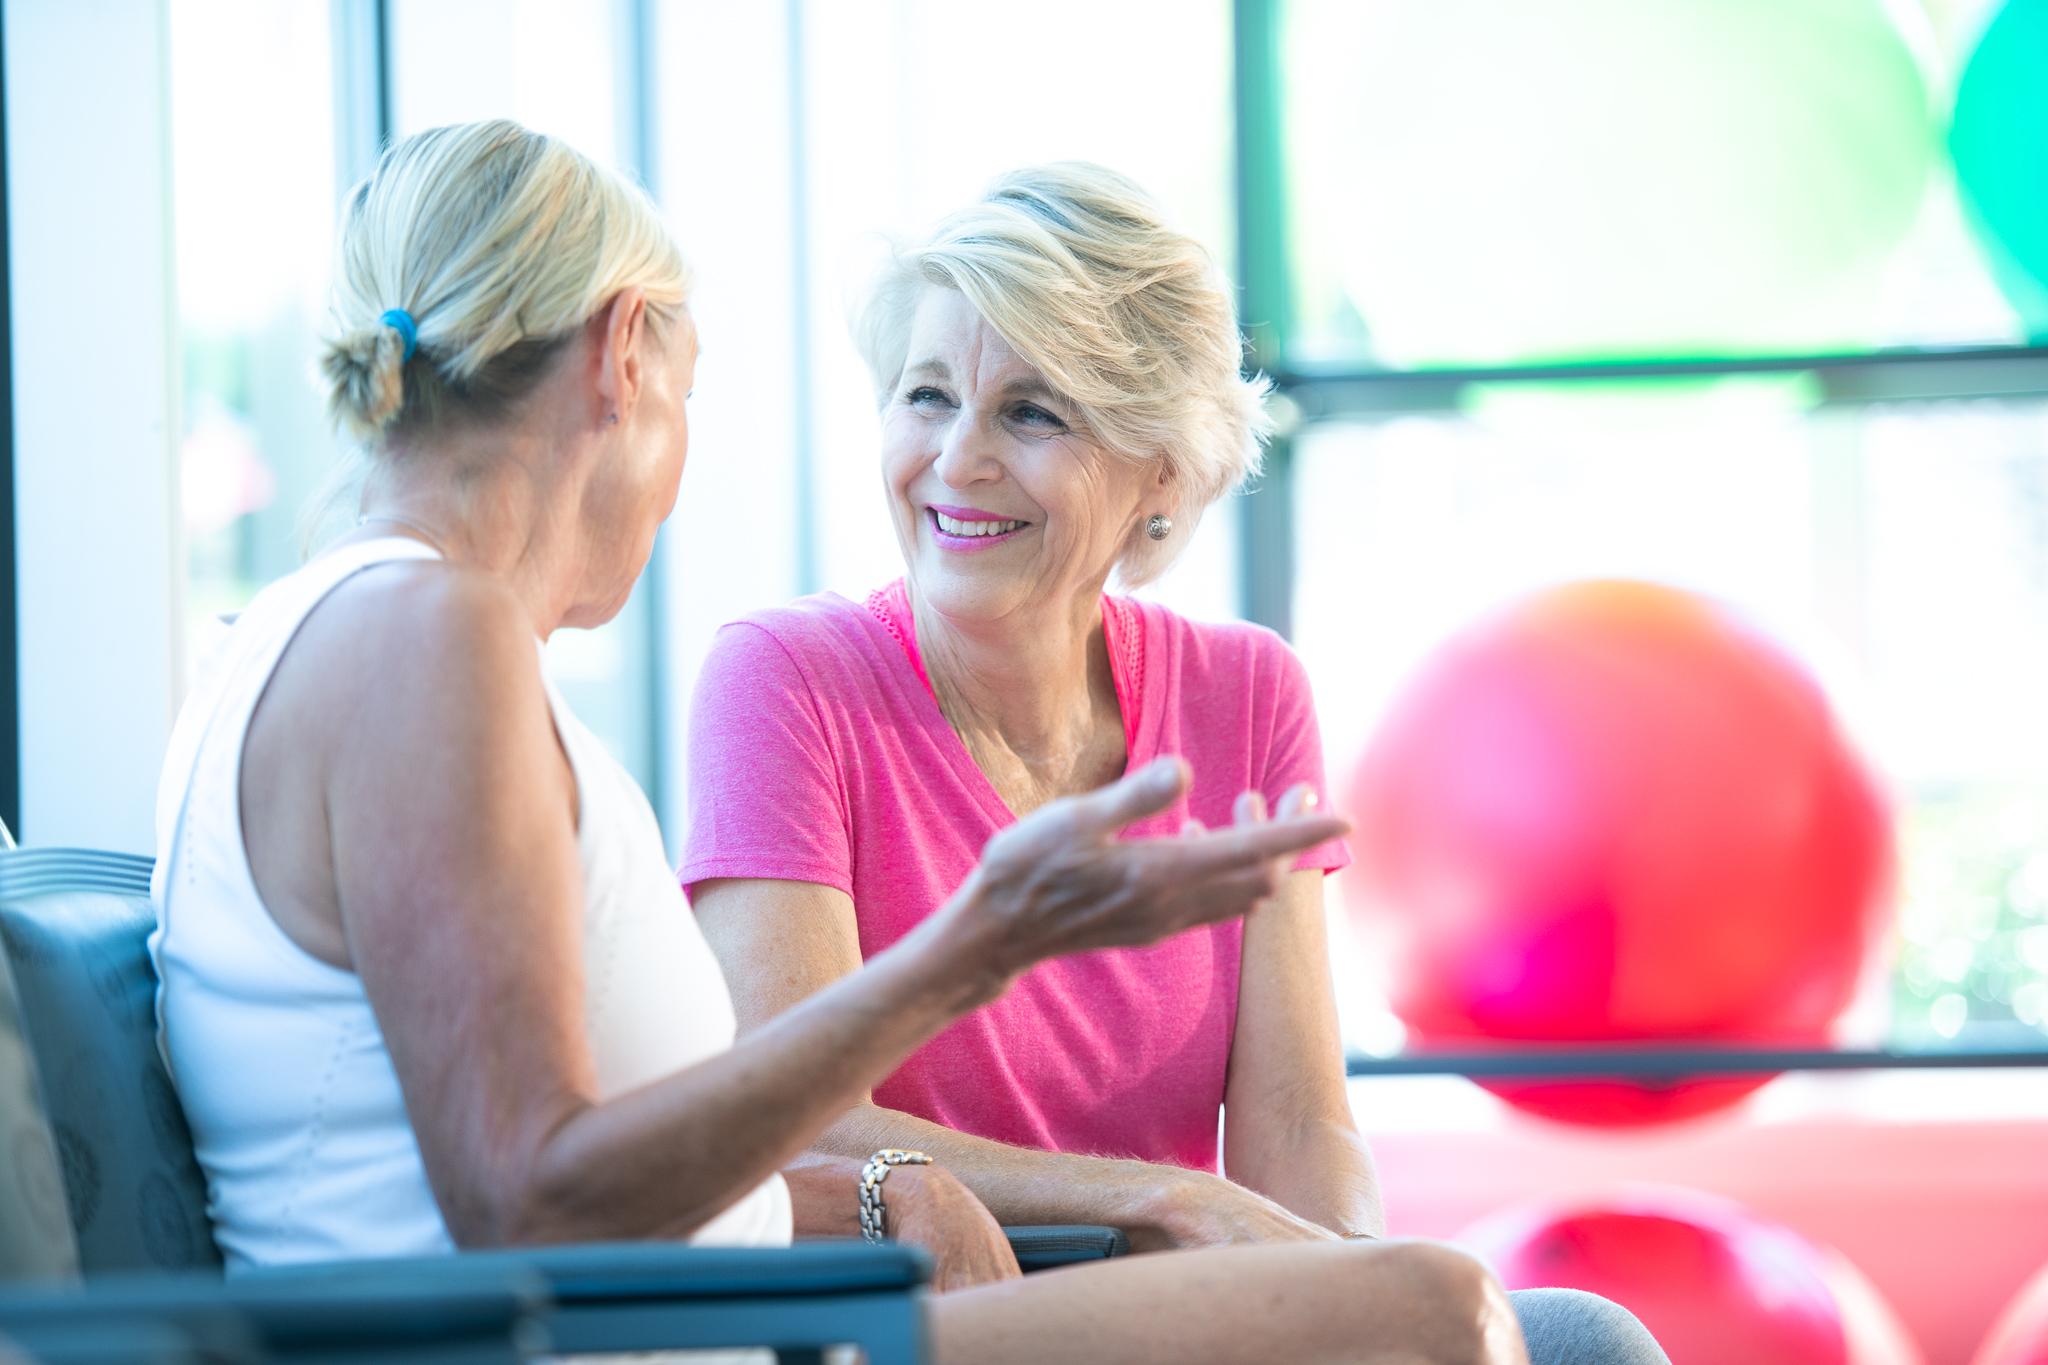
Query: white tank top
150,538,792,1269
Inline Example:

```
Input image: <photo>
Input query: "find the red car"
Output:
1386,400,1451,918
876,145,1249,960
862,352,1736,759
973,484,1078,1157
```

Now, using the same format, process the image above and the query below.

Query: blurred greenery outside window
170,0,659,794
171,2,343,654
1270,0,2048,1052
1293,395,2048,1054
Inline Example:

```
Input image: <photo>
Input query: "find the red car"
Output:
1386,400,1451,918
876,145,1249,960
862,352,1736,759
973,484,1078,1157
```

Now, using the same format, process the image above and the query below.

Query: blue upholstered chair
0,844,939,1363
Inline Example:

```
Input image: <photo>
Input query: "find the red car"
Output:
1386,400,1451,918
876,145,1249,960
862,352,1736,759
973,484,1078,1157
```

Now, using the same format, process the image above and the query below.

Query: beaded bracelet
858,1148,933,1244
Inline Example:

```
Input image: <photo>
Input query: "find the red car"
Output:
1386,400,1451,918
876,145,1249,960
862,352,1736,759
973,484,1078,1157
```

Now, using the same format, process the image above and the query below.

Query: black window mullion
1,0,20,842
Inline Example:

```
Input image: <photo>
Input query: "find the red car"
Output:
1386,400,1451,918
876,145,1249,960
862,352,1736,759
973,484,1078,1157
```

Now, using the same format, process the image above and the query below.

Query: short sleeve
677,622,855,898
1257,632,1353,876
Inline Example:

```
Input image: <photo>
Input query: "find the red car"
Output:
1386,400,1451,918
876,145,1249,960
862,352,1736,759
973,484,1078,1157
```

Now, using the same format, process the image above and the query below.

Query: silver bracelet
858,1148,932,1244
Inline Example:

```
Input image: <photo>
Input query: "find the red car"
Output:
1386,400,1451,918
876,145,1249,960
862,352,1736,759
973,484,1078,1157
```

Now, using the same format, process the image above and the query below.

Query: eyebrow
1006,382,1070,415
902,359,1066,407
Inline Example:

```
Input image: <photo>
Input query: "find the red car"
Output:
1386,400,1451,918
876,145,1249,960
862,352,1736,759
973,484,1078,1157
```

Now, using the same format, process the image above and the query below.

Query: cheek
878,415,926,491
1027,452,1112,537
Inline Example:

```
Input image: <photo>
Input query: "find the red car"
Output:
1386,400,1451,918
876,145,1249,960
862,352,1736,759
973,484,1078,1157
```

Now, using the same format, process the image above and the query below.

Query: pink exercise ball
1461,1188,1922,1365
1344,580,1895,1125
1976,1263,2048,1365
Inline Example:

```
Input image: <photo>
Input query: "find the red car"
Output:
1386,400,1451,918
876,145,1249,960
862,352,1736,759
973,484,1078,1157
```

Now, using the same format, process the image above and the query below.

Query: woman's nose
931,419,1003,487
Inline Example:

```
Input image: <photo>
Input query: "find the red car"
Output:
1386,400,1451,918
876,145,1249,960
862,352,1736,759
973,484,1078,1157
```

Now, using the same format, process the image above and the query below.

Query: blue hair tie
380,308,419,362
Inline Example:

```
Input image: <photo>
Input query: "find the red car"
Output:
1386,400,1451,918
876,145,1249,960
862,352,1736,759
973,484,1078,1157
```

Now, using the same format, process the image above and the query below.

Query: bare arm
1221,848,1385,1238
698,873,1336,1250
313,567,1347,1249
328,571,996,1245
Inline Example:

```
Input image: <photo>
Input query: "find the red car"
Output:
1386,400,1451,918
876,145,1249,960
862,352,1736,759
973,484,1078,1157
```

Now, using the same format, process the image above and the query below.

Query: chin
568,570,643,631
911,557,1034,624
564,601,622,631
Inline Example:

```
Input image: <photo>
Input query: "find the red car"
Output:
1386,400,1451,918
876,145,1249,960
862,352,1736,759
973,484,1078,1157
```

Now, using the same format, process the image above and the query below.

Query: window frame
1229,0,2048,1071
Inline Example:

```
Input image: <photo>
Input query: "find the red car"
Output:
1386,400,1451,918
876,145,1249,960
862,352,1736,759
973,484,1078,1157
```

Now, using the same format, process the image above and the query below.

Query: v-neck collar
863,579,1152,827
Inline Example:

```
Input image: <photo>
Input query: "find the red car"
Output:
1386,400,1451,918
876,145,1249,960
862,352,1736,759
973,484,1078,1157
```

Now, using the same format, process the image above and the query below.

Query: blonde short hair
321,119,689,442
855,163,1272,587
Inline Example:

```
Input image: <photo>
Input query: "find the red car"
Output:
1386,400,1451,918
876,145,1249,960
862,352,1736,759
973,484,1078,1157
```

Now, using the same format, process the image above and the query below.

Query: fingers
1244,784,1316,823
1162,812,1350,879
1274,783,1315,820
1096,860,1292,947
982,771,1348,961
1051,757,1191,837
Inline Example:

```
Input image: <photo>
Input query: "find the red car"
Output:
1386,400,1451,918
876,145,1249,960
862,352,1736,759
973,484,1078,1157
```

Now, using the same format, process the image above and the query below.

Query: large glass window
1276,0,2035,369
171,2,654,784
1292,391,2048,1052
386,0,620,164
170,1,344,678
384,0,661,791
1256,0,2048,1058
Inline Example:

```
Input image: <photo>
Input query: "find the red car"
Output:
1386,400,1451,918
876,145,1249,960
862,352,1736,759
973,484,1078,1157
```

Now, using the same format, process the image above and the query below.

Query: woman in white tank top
150,119,1549,1365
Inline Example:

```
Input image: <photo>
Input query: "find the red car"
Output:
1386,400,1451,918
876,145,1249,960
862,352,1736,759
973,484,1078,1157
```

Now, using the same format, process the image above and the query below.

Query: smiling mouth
929,509,1030,539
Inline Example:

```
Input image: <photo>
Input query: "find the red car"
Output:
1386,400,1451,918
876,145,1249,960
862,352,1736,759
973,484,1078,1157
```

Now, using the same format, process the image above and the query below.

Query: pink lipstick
926,504,1033,553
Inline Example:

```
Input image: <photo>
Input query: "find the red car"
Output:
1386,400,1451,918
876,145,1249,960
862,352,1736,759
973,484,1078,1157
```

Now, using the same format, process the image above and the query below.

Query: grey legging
1510,1288,1671,1365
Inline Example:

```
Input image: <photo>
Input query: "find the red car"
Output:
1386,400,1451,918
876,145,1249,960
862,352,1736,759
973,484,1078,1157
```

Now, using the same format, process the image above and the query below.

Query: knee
1508,1288,1669,1365
1356,1240,1525,1365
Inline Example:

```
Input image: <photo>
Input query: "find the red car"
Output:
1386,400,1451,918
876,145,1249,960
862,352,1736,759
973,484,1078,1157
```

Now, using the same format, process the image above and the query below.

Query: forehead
903,286,1036,380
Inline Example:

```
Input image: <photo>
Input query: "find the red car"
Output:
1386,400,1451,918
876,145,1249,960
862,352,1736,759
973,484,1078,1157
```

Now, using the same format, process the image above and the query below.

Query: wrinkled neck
910,582,1118,771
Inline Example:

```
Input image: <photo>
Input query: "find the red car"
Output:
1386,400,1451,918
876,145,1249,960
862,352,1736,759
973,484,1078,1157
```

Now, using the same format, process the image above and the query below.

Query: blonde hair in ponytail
319,119,690,444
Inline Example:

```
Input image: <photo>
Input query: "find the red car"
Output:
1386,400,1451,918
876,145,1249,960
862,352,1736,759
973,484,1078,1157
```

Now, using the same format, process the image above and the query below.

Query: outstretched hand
944,758,1349,992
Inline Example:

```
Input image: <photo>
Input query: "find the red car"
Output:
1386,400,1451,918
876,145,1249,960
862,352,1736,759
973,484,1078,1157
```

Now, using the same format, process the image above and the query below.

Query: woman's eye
905,386,950,407
1013,403,1065,429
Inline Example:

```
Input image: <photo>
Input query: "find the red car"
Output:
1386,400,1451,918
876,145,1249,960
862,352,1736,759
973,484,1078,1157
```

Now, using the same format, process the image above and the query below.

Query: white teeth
934,511,1026,538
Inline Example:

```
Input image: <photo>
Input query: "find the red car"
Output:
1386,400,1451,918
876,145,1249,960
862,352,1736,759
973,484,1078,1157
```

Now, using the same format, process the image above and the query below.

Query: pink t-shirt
680,581,1349,1172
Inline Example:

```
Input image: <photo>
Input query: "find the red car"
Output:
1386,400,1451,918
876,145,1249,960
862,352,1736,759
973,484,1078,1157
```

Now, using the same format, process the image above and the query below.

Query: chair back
0,900,77,1283
0,849,222,1275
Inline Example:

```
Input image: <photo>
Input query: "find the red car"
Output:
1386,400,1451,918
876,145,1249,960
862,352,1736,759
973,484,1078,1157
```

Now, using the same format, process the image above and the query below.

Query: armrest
242,1238,930,1302
0,1319,249,1364
243,1240,932,1363
446,1238,931,1301
0,1268,546,1363
1003,1224,1131,1273
501,1241,929,1362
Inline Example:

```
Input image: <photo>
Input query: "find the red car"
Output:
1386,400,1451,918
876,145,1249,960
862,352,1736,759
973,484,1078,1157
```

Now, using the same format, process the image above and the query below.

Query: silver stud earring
1145,514,1172,541
606,412,619,425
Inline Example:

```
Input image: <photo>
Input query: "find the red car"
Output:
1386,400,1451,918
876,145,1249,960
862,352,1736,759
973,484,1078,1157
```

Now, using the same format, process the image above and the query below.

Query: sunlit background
8,1,2047,1359
162,0,2048,1063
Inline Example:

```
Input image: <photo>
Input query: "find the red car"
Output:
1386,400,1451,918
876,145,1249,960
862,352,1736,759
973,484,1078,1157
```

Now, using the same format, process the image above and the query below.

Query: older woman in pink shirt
688,165,1663,1363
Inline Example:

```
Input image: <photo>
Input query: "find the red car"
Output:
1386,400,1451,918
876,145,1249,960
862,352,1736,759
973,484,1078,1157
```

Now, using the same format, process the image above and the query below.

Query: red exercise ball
1461,1188,1922,1365
1345,580,1894,1125
1976,1263,2048,1365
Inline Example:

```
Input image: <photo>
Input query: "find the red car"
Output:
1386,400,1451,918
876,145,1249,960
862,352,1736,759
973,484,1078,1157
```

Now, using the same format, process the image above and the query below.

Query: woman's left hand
1128,1165,1342,1252
885,1163,1024,1293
